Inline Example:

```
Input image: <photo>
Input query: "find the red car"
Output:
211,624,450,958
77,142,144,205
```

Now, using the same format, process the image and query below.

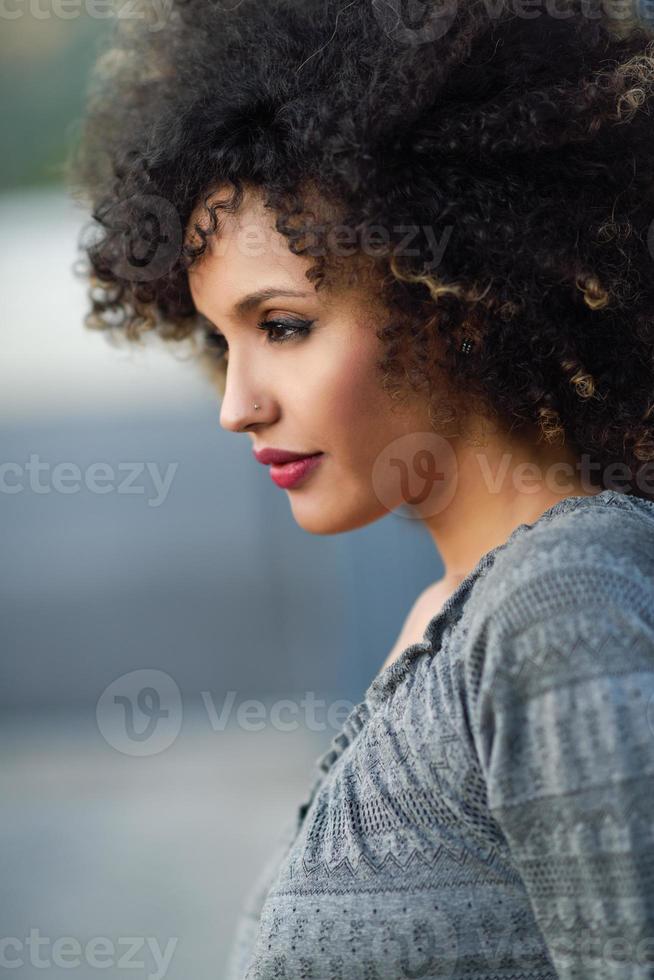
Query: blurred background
0,10,448,980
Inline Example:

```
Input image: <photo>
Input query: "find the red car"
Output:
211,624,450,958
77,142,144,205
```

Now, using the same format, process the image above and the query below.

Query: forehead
186,183,275,244
185,185,316,308
184,184,387,321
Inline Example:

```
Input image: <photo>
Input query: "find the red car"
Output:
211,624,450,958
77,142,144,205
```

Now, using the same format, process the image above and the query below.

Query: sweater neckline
310,488,648,781
364,488,642,707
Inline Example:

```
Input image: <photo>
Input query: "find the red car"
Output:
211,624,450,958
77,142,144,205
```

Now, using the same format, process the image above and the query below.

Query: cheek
309,335,393,450
312,334,384,431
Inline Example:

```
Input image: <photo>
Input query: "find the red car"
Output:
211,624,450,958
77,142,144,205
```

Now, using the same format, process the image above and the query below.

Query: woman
67,0,654,976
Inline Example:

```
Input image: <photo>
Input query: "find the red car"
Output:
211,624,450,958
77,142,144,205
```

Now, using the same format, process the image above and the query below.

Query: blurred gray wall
0,187,443,980
0,13,447,973
1,402,442,713
0,189,444,716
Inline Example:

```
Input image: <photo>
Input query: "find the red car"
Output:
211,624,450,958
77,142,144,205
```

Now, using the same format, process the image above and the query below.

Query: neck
420,414,601,580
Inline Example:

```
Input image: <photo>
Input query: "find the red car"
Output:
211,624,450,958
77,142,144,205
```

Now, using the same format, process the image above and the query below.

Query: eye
202,317,314,362
256,317,314,344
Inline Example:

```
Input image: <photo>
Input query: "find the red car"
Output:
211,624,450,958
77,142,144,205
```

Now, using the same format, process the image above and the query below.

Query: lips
268,453,325,489
253,447,323,465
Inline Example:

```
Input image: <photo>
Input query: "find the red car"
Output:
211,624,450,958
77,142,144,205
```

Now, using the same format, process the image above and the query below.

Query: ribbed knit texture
225,489,654,980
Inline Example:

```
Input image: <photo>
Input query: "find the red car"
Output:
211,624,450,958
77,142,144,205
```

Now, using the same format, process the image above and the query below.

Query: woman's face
185,186,439,535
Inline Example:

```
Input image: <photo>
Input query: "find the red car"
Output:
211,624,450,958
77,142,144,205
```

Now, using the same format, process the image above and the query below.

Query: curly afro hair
67,0,654,500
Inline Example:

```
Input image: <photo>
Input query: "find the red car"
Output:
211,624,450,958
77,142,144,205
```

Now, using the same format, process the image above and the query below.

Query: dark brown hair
67,0,654,499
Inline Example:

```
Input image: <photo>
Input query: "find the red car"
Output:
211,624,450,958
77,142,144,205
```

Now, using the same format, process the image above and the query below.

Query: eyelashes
256,317,314,344
203,317,314,361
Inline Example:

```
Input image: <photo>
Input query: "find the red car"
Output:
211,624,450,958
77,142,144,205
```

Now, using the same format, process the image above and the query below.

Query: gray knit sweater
225,489,654,980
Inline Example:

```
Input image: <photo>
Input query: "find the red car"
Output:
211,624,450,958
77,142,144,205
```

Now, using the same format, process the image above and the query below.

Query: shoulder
413,577,465,622
457,492,654,792
462,491,654,713
384,578,461,669
469,490,654,636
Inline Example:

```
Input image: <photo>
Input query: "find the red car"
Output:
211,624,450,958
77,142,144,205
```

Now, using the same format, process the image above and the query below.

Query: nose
218,356,269,433
220,392,266,433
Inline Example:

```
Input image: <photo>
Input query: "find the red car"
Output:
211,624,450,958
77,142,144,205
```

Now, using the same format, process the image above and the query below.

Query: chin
289,496,390,535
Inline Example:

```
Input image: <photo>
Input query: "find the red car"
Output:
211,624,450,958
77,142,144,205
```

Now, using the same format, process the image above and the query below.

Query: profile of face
185,185,445,535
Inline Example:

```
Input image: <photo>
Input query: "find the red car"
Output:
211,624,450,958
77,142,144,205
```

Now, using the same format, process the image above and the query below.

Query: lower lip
268,454,325,489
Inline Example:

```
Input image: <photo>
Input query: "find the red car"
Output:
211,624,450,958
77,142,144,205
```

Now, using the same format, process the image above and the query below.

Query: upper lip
253,447,322,465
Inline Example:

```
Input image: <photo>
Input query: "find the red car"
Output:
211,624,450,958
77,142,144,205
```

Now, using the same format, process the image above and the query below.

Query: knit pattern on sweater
225,490,654,980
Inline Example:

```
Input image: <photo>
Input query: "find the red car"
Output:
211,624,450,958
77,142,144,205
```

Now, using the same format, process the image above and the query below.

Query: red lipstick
253,447,325,489
269,454,324,489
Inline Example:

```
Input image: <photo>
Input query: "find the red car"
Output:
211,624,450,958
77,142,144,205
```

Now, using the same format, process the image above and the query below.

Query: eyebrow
232,287,312,316
195,286,314,328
